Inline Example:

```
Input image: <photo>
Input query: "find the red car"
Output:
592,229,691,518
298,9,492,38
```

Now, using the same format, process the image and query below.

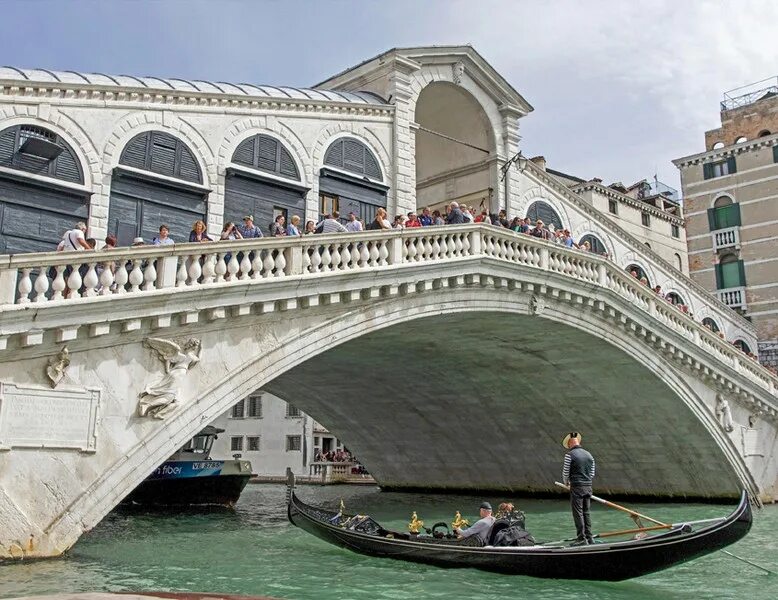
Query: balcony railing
718,286,747,311
713,227,740,251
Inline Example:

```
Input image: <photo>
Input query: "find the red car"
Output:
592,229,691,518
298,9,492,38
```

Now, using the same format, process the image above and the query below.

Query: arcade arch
414,82,496,215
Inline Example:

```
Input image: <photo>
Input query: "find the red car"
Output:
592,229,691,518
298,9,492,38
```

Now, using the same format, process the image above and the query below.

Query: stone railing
718,287,747,311
310,461,371,482
0,224,775,394
713,227,740,251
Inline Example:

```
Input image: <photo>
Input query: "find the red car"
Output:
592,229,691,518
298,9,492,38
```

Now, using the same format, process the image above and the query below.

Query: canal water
1,484,776,600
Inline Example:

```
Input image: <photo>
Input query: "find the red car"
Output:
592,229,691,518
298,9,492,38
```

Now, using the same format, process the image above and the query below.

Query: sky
3,0,777,193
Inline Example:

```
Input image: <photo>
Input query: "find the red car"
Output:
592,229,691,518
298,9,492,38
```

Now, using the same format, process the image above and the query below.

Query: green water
1,485,776,600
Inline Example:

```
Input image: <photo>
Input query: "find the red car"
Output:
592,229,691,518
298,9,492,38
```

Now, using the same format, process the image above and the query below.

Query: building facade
674,78,778,367
209,391,344,478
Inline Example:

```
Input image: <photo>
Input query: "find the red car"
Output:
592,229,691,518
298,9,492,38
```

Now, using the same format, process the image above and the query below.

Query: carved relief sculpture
715,395,735,433
452,61,465,85
45,347,70,388
137,337,201,420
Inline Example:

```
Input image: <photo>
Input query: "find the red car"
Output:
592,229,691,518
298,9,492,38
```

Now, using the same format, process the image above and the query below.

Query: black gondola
286,472,752,581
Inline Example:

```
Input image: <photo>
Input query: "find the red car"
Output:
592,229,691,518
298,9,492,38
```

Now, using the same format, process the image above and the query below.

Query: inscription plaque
0,383,100,452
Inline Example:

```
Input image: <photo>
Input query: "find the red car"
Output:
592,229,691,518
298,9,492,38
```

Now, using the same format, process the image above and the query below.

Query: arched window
525,201,563,230
702,317,720,333
626,264,650,286
232,134,299,180
0,124,83,184
119,131,202,183
666,292,685,306
712,141,724,149
733,339,751,354
0,124,88,253
324,138,382,180
735,136,747,144
758,130,771,137
674,253,683,271
578,234,606,254
709,196,740,230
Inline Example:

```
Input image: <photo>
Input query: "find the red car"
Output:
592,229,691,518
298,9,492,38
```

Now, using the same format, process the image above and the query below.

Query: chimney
530,156,547,171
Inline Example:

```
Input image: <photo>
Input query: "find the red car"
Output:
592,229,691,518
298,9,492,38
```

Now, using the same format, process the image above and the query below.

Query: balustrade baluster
215,254,228,282
320,246,332,271
128,260,144,292
310,247,322,272
422,237,433,260
406,239,417,262
17,268,33,304
201,254,216,284
51,266,66,300
140,260,156,291
431,237,441,259
454,234,464,256
114,261,129,293
226,253,240,281
262,250,275,277
187,255,202,286
302,247,312,273
99,262,114,295
461,233,471,255
33,267,50,303
176,258,188,287
377,241,389,266
239,252,252,280
67,266,83,299
274,249,286,276
331,245,342,270
83,263,99,296
350,243,361,268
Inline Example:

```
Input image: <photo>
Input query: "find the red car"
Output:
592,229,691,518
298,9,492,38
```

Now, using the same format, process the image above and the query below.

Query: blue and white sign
147,460,224,480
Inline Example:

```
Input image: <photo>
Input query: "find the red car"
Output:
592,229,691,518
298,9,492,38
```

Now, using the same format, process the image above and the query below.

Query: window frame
247,436,261,452
247,395,263,418
231,399,245,419
286,435,302,452
671,224,680,238
230,436,244,452
286,404,302,418
608,199,618,215
641,212,651,228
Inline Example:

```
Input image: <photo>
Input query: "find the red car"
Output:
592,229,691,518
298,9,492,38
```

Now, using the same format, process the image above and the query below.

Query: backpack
493,525,536,547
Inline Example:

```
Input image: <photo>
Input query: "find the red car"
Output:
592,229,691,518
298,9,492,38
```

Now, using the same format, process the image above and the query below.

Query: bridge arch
48,285,756,551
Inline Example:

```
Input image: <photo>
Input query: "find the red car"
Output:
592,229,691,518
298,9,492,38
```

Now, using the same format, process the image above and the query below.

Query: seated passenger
454,502,495,544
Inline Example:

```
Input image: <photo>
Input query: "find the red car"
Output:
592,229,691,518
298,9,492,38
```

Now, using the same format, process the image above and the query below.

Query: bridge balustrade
0,224,775,396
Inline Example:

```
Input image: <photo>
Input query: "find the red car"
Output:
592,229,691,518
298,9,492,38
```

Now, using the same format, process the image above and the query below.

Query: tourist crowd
51,202,771,371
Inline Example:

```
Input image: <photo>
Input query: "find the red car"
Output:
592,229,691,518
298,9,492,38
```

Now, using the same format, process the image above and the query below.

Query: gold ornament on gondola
408,511,424,533
451,511,469,530
339,499,346,514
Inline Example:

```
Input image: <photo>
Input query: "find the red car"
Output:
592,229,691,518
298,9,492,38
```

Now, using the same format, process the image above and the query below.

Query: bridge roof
0,66,388,105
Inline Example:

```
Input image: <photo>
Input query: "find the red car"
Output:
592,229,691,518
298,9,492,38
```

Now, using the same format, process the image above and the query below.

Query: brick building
674,78,778,367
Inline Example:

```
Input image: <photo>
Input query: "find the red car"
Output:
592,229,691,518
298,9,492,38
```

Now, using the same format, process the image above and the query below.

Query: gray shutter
343,139,365,172
258,136,277,172
727,156,737,174
773,145,778,163
0,128,16,165
279,146,298,179
177,148,201,183
54,150,81,183
324,140,344,169
121,133,150,170
149,133,177,176
364,150,381,180
703,163,713,180
233,138,255,166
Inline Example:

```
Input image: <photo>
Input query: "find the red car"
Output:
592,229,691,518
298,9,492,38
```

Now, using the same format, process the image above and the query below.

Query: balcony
712,227,740,251
717,286,747,311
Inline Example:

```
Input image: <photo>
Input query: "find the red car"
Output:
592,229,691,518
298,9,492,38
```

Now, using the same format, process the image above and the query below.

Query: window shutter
737,260,747,287
121,133,150,170
707,208,716,230
233,138,255,166
54,150,81,183
727,156,737,174
731,203,742,227
0,128,16,164
278,146,299,179
714,264,722,289
703,163,713,180
773,145,778,163
257,136,277,172
323,140,344,169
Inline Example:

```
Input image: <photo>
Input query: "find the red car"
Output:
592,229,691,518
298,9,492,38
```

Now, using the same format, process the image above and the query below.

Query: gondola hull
287,483,752,581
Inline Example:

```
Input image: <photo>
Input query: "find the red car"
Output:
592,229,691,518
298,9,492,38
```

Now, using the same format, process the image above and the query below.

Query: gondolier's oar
720,550,776,575
554,482,667,526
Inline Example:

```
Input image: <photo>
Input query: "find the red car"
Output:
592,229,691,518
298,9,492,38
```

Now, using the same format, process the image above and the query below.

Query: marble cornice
572,181,685,225
673,133,778,168
0,81,395,118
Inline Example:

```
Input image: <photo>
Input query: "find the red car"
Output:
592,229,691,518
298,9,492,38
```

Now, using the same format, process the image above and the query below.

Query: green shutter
715,264,722,289
727,156,737,174
773,145,778,163
731,203,742,226
707,208,717,230
703,163,713,180
737,260,747,287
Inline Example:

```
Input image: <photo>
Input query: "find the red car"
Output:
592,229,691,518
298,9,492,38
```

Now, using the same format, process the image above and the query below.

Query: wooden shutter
707,208,717,230
737,259,747,287
731,203,742,227
323,140,343,169
727,156,737,174
233,138,255,166
703,163,713,180
714,264,722,289
121,133,150,170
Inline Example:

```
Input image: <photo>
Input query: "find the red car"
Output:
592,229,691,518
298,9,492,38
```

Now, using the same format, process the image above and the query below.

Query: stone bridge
0,223,777,559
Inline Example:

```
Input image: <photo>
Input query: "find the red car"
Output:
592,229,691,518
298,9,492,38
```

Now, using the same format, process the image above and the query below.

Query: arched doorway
319,137,387,224
579,233,606,255
109,131,208,245
702,317,720,333
526,201,563,230
0,124,88,253
414,82,496,215
733,339,751,354
225,134,307,235
626,264,650,286
666,292,685,306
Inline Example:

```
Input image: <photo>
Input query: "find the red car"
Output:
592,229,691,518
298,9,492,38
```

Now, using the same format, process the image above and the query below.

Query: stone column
499,106,523,216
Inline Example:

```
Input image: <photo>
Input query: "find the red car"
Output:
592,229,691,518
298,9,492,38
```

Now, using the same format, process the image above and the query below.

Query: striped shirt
317,218,348,234
562,447,596,486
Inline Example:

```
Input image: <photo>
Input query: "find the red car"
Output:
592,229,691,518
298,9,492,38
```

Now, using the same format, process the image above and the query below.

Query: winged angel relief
137,337,202,419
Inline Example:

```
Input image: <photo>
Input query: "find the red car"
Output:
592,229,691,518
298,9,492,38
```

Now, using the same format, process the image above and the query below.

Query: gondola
286,471,752,581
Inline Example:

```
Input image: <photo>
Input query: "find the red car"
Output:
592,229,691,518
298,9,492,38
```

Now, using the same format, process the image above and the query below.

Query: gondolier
562,431,596,545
